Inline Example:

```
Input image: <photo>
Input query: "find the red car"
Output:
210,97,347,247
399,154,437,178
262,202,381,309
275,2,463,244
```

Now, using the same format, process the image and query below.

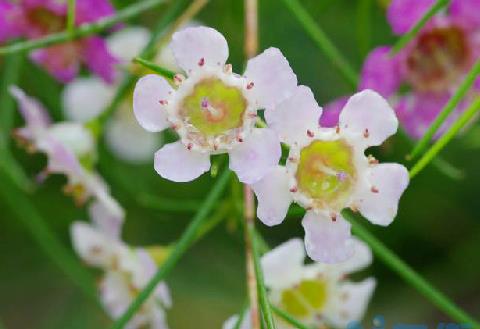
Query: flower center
280,279,328,319
27,8,65,35
406,26,470,92
295,139,356,210
179,77,247,137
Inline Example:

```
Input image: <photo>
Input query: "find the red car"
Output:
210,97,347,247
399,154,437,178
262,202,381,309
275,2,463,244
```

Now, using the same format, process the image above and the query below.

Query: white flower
133,26,298,183
223,238,376,329
71,204,171,329
253,89,409,263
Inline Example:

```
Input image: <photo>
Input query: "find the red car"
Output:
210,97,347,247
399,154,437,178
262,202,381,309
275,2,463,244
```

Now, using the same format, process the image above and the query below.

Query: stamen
335,125,340,134
187,143,193,150
224,64,232,74
363,128,369,138
368,154,379,165
288,156,297,163
198,57,205,66
246,82,254,89
307,129,314,138
289,186,298,193
371,186,379,193
159,99,168,105
173,74,185,86
330,212,337,221
336,171,347,182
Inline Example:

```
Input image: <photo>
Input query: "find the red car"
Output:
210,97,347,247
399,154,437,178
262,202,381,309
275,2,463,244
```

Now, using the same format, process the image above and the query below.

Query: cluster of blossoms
224,239,375,329
0,0,117,83
323,0,480,139
133,26,410,263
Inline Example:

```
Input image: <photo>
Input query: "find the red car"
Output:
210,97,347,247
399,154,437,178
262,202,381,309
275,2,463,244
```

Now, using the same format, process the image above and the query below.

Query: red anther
371,186,379,193
335,125,340,134
368,155,379,165
159,99,168,105
288,156,297,163
363,128,370,138
198,57,205,66
224,64,232,73
307,130,314,137
246,82,254,89
171,124,179,130
187,143,193,150
330,213,337,221
248,112,258,118
237,136,244,142
289,186,298,193
213,144,218,151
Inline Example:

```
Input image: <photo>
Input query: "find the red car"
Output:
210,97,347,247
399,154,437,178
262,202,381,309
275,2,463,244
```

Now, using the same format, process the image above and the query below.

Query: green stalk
271,305,312,329
343,211,480,328
110,169,231,329
391,0,450,54
0,0,168,55
233,305,249,329
280,0,358,88
137,194,202,213
409,58,480,160
133,57,176,80
410,97,480,178
356,0,372,58
67,0,76,34
247,223,277,329
0,168,98,305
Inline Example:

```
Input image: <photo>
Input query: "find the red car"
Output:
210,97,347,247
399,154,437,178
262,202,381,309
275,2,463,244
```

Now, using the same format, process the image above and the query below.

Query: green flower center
280,279,328,318
296,139,356,210
179,78,247,137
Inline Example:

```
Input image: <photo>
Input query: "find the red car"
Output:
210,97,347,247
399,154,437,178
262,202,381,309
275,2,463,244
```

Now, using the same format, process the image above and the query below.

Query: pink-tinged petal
22,0,67,15
326,278,376,328
339,89,398,148
9,86,51,136
252,166,292,226
30,44,80,83
170,26,229,73
387,0,436,35
100,271,132,318
450,0,480,29
89,198,124,239
265,85,322,146
334,238,373,275
223,313,252,329
0,2,25,43
82,37,118,84
302,211,354,263
37,135,83,176
133,74,173,132
244,47,297,109
261,238,305,290
356,163,409,226
154,141,210,182
229,128,281,184
75,0,115,25
319,96,348,128
359,46,402,98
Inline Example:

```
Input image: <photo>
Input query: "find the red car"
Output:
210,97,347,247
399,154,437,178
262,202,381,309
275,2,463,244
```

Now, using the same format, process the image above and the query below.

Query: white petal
334,237,372,275
229,128,281,184
88,197,124,239
356,163,409,226
326,278,376,328
107,26,150,64
100,271,132,318
223,312,252,329
149,306,169,329
251,166,292,226
133,74,172,132
264,85,322,145
9,85,51,134
105,114,162,163
63,77,114,122
170,26,228,73
46,122,95,157
243,47,297,109
339,89,398,148
154,141,211,182
261,238,305,290
302,211,354,263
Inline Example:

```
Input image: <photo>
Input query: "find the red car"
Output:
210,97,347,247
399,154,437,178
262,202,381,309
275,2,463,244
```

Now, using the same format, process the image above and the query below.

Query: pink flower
356,0,480,139
0,0,117,83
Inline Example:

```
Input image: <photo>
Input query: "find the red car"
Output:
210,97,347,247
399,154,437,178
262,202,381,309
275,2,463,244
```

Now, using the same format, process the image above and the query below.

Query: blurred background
1,0,479,328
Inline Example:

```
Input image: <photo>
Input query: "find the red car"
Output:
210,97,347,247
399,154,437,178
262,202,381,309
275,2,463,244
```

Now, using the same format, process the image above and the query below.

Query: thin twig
67,0,76,34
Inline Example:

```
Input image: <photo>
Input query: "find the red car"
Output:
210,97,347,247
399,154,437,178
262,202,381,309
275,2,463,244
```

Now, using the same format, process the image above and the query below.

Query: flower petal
63,77,114,122
261,238,305,290
154,141,211,182
359,46,402,98
339,89,398,148
229,128,281,184
335,238,372,275
107,26,150,64
89,197,124,239
251,166,292,226
82,37,118,84
0,2,24,43
30,45,80,83
75,0,115,25
387,0,436,35
170,26,229,73
223,312,251,329
450,0,480,29
133,74,173,132
320,96,348,128
243,47,297,109
9,86,51,135
302,211,354,263
265,85,322,146
356,163,409,226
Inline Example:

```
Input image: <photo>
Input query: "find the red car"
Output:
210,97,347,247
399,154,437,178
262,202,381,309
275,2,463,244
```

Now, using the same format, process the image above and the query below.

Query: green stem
409,58,480,160
133,57,176,80
271,305,312,329
356,0,372,58
67,0,76,34
343,210,480,328
410,97,480,178
280,0,358,88
137,194,202,213
0,168,98,305
0,0,168,55
391,0,450,54
247,223,277,329
233,305,249,329
110,169,231,329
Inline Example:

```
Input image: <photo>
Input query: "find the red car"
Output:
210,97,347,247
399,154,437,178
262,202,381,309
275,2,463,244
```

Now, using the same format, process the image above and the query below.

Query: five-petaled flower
0,0,117,83
253,89,409,263
133,26,298,184
223,238,376,329
71,201,171,329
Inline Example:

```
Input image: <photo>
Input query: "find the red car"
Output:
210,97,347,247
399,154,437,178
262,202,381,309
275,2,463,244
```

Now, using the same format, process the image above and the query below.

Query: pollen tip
159,99,168,105
289,186,298,193
307,129,314,138
224,63,232,74
187,143,193,150
330,212,337,221
246,82,254,90
335,125,340,134
371,186,379,193
288,156,297,163
237,136,244,142
363,128,370,138
173,74,185,85
198,57,205,66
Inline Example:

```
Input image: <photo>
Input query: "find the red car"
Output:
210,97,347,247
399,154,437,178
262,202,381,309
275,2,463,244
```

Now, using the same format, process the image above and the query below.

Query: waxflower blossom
71,202,171,329
63,26,164,163
253,89,409,262
224,238,376,329
10,86,121,213
133,26,298,183
0,0,117,83
321,0,480,138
